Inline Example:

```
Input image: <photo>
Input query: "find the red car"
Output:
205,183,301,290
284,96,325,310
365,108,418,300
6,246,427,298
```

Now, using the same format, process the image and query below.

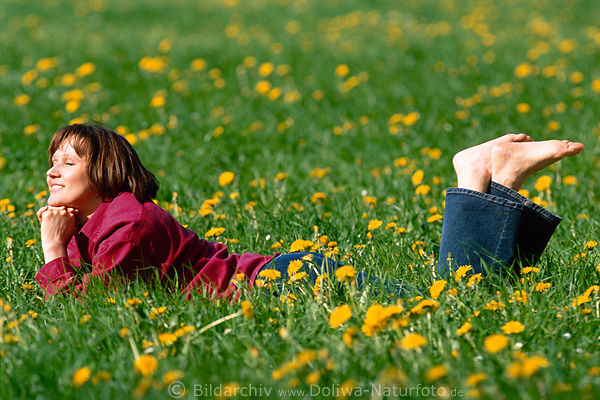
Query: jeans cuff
445,187,526,212
489,181,561,226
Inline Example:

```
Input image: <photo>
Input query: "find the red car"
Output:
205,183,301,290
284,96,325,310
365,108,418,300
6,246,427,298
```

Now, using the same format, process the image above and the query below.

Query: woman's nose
46,165,60,177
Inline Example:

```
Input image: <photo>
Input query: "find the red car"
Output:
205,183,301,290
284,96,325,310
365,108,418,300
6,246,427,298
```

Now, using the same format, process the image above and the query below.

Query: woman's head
47,123,159,207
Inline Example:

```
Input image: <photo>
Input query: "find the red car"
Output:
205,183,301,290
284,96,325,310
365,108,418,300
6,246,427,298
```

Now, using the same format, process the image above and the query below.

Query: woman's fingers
38,205,79,224
36,206,49,223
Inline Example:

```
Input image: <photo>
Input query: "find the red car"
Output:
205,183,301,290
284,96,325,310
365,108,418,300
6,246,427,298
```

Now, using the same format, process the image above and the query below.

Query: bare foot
453,133,533,192
491,140,584,191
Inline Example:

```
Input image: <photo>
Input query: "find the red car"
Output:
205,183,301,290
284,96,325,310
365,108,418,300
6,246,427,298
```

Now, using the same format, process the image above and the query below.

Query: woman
36,124,584,298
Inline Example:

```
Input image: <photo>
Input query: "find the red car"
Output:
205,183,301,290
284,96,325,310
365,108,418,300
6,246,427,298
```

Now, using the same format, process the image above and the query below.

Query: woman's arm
37,206,78,263
36,208,148,298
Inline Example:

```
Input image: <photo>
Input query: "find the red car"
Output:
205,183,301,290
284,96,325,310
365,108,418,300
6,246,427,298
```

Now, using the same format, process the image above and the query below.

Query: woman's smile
46,140,102,222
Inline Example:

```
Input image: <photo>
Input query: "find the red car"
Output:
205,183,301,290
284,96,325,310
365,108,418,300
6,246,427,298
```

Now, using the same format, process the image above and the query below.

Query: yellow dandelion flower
258,62,274,77
64,98,81,112
72,367,92,387
305,370,320,385
400,333,427,350
191,58,207,71
415,184,431,196
507,355,548,378
514,62,532,78
502,321,525,334
535,282,551,292
483,334,509,353
467,273,483,287
158,332,178,346
241,300,254,319
313,274,327,298
289,239,313,252
24,124,39,135
139,56,167,73
205,227,225,238
309,167,331,179
484,300,505,311
35,57,58,71
510,290,528,304
363,195,377,207
457,322,472,336
410,299,439,315
334,64,350,77
429,280,447,300
335,266,356,283
588,366,600,376
329,304,352,328
125,297,142,307
134,355,158,376
402,112,420,126
258,268,281,281
150,95,165,107
255,80,271,95
218,171,235,186
425,365,448,382
516,103,531,113
342,326,357,347
287,260,303,275
534,175,552,191
367,219,382,230
558,39,575,53
149,306,167,319
427,214,443,223
163,370,184,385
311,192,327,203
547,120,561,131
91,371,111,384
466,373,487,387
454,265,472,282
411,170,424,185
583,285,599,298
75,62,95,77
14,94,30,106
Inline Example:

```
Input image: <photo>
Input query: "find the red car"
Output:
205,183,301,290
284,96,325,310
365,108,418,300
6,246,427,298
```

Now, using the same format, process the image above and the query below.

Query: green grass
0,0,599,398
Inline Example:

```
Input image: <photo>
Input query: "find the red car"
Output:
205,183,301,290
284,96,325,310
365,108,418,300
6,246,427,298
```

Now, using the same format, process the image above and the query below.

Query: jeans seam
445,188,525,211
489,181,561,224
493,208,512,272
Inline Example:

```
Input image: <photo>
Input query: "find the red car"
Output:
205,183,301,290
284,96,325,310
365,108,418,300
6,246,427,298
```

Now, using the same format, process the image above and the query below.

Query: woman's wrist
42,244,68,264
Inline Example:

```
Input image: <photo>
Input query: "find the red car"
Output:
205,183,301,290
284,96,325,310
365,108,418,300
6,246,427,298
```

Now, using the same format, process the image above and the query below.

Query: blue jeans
258,252,404,295
257,182,559,291
437,181,561,276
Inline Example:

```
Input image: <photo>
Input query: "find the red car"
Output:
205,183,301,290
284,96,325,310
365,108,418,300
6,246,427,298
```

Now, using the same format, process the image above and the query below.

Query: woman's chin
47,196,68,207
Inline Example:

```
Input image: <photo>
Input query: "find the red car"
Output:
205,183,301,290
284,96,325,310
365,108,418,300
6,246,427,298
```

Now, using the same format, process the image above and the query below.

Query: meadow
0,0,599,398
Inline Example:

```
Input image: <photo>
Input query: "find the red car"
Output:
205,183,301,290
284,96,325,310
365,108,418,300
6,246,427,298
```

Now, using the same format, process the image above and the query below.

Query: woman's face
46,140,101,214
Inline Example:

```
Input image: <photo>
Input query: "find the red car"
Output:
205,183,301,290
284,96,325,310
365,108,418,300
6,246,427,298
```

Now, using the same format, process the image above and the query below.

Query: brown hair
48,123,159,203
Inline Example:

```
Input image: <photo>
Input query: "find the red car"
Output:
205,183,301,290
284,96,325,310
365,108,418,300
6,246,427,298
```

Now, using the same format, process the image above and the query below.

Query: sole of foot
491,139,584,191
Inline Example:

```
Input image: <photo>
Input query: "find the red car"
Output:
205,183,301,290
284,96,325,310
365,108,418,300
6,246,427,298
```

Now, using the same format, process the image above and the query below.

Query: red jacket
35,192,273,298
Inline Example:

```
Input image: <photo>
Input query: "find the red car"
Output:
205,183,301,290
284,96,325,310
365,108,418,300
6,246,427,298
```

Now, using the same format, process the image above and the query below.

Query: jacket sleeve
35,232,147,299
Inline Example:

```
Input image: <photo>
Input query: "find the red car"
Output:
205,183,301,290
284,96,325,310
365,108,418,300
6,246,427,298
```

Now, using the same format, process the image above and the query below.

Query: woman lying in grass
36,123,584,298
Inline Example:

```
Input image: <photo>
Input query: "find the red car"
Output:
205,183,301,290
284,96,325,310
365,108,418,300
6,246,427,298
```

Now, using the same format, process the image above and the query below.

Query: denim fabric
258,252,404,295
437,182,561,276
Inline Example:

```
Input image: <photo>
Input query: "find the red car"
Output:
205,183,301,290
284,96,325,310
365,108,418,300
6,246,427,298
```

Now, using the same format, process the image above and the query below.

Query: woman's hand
38,206,79,263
